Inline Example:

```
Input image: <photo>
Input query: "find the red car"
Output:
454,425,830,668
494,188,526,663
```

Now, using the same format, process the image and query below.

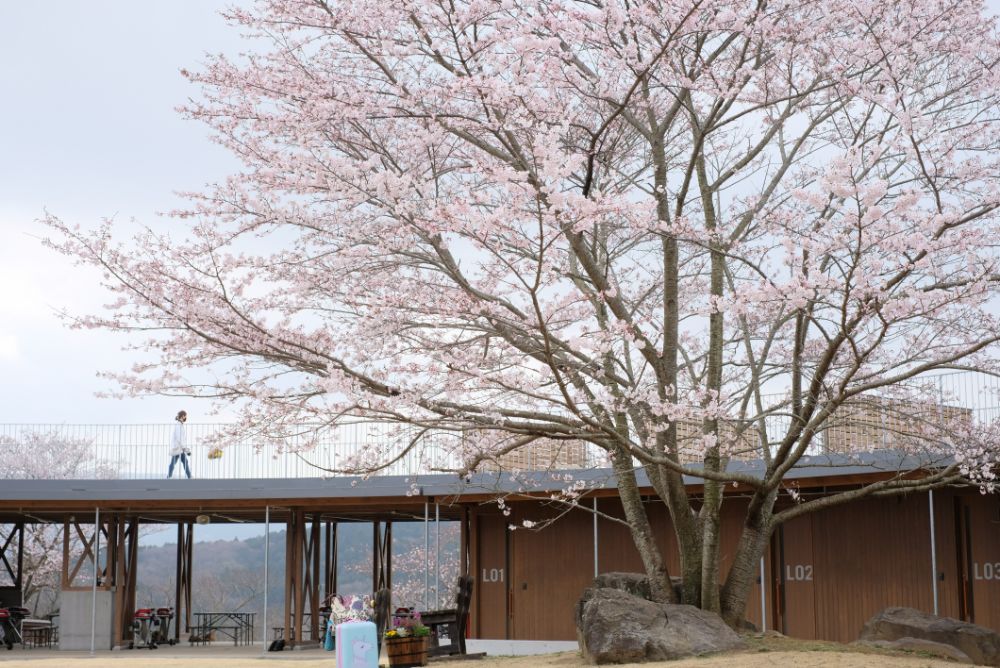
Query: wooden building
471,487,999,643
1,455,998,647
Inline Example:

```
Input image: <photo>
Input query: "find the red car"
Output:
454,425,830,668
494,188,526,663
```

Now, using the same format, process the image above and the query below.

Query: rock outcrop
575,586,744,664
859,607,1000,667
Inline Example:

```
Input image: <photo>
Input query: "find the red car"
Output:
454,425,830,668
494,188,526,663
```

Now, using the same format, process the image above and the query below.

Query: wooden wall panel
810,495,936,642
473,490,1000,642
594,497,770,629
595,498,679,576
510,502,593,640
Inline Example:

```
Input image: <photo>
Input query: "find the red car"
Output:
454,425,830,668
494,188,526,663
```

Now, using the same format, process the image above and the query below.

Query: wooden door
510,503,593,640
472,512,509,639
774,515,816,638
957,494,1000,630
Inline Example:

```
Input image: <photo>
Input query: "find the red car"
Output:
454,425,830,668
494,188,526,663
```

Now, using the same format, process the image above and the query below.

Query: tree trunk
720,490,778,627
612,451,675,602
699,477,724,613
652,451,702,606
696,149,727,613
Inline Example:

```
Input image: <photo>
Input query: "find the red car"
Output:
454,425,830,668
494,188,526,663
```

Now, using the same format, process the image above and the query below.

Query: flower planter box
385,635,429,667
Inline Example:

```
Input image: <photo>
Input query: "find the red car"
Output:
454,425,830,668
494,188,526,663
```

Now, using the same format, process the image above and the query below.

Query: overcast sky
0,2,244,423
2,2,1000,426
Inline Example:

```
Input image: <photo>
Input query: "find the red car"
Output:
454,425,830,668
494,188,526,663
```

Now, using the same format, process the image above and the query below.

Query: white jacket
170,422,189,456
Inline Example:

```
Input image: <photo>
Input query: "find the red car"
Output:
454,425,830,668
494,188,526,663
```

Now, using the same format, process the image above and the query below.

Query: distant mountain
134,521,459,636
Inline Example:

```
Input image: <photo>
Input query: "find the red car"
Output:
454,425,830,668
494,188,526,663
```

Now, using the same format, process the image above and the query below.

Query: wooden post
373,520,381,594
285,509,307,647
124,518,139,643
175,523,193,642
62,520,70,590
109,515,140,646
460,506,470,577
386,521,393,593
112,516,127,645
306,514,321,641
468,508,478,637
324,521,338,601
373,520,391,593
294,511,305,645
284,511,295,646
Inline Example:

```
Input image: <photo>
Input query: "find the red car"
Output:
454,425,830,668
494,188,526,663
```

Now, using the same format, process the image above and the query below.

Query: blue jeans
168,453,191,478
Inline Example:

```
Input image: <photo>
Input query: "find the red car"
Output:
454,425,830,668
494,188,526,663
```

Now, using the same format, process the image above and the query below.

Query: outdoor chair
418,574,474,657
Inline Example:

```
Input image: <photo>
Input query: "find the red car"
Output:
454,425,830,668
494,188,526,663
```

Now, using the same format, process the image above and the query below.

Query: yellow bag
207,447,224,460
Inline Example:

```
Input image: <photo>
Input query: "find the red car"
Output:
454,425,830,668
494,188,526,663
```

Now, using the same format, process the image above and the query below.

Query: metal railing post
263,505,270,653
90,506,100,655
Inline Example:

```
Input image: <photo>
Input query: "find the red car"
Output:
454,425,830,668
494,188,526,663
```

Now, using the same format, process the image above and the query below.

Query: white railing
1,372,996,481
752,370,1000,454
0,421,607,481
0,422,466,480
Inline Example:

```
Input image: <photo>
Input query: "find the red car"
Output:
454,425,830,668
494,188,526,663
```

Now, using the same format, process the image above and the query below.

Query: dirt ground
0,636,979,667
0,653,972,667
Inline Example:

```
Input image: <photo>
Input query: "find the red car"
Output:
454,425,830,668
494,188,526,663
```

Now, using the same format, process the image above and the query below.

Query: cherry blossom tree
391,524,460,610
44,0,1000,624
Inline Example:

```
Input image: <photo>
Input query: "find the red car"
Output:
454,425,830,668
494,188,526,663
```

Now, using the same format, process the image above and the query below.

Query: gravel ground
0,636,979,667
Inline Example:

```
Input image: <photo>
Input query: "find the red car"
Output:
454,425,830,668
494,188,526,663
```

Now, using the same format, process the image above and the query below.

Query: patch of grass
744,633,850,654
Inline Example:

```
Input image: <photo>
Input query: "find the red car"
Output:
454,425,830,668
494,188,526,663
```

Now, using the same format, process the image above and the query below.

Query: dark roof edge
0,450,957,502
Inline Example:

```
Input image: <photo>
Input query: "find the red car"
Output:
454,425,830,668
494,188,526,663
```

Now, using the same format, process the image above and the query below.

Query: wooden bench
420,575,473,657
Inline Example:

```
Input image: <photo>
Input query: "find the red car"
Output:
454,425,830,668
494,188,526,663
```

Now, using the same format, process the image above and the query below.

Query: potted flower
384,612,431,667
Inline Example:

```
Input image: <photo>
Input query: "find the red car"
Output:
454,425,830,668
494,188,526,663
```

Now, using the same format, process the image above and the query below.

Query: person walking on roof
167,410,191,479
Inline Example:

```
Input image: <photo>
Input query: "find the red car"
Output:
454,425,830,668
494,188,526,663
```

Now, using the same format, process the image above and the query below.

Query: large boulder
592,572,655,600
575,587,745,664
859,607,1000,666
591,572,685,603
590,572,756,632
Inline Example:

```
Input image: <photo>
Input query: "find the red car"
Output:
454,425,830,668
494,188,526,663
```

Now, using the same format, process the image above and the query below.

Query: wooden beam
63,519,102,591
0,523,23,588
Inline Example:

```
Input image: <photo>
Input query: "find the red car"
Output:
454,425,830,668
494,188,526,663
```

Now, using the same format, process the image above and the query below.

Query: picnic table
191,611,256,646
